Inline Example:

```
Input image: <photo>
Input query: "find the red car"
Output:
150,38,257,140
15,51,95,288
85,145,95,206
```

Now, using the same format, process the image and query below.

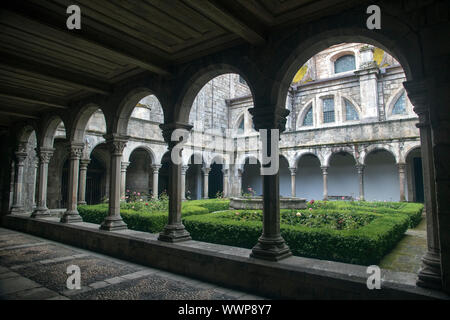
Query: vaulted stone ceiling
0,0,365,128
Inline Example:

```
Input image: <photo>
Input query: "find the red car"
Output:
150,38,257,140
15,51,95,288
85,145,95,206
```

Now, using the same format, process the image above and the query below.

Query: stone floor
0,227,265,300
379,213,427,273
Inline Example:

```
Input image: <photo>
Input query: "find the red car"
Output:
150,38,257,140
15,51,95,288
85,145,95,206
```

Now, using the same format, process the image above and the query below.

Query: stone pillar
10,147,28,214
32,161,38,209
289,167,297,197
222,168,229,197
248,106,292,261
202,167,210,199
404,80,442,290
99,134,128,230
120,161,130,200
152,164,161,199
77,159,90,205
158,123,192,243
181,165,188,200
31,147,54,217
355,46,379,120
356,164,365,201
321,166,329,201
237,169,243,196
397,163,407,202
60,143,84,223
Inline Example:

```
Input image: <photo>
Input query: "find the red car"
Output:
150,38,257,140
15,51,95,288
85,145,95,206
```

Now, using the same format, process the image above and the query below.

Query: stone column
321,166,329,201
77,159,90,205
222,168,228,197
158,123,192,242
237,169,243,196
289,167,297,197
202,167,210,199
397,163,407,202
181,165,188,200
60,143,84,223
356,164,365,201
151,164,161,199
31,147,54,217
99,134,128,231
404,80,442,290
32,161,38,209
10,147,28,214
120,161,130,200
248,106,292,261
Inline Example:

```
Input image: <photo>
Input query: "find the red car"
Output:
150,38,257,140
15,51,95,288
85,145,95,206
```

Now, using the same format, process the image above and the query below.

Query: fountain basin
229,196,307,210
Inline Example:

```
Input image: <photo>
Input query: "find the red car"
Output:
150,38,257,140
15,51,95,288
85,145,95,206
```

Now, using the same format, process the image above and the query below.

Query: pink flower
126,189,130,193
341,196,345,200
309,208,312,211
137,192,140,196
133,191,136,195
309,199,315,205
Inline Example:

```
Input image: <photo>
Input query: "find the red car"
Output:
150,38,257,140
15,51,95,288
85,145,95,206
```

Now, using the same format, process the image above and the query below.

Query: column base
77,201,87,206
158,223,191,243
31,207,50,218
60,210,83,223
100,216,127,231
417,251,442,290
10,206,25,214
250,235,292,261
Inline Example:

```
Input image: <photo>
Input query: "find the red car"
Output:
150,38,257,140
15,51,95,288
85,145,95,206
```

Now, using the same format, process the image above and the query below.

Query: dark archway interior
242,157,261,196
86,156,106,205
158,152,170,196
209,163,223,198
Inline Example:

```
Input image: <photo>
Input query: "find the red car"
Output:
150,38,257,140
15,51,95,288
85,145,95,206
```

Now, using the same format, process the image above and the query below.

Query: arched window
302,105,313,126
334,55,356,74
237,116,244,133
344,99,359,121
392,92,406,115
323,98,335,123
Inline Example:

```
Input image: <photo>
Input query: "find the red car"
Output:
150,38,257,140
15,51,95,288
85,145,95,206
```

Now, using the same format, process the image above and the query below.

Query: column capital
181,165,189,174
222,168,229,176
320,166,329,174
159,122,193,146
202,167,211,175
14,151,28,164
67,142,84,160
355,164,365,173
248,106,290,131
237,168,243,177
121,161,130,171
397,162,407,171
103,134,129,156
79,159,91,169
403,79,430,116
289,167,297,175
152,164,162,172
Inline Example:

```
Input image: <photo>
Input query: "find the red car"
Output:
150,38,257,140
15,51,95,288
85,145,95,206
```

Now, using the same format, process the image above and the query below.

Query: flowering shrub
242,186,256,198
121,190,169,212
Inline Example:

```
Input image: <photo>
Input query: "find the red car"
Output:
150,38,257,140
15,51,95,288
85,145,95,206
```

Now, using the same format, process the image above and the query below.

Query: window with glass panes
345,100,359,120
392,92,406,115
334,55,356,74
323,98,335,123
302,106,313,126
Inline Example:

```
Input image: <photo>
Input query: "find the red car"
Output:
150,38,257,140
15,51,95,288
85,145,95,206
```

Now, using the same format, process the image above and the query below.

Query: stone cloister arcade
1,1,449,298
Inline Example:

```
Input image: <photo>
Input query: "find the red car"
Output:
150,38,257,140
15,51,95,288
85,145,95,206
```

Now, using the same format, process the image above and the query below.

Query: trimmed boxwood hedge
182,199,230,213
182,210,410,265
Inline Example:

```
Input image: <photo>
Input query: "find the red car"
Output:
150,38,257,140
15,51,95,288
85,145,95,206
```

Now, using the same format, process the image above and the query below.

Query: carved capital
103,134,129,156
248,106,290,132
159,122,193,147
222,168,229,176
289,167,297,175
79,159,91,169
202,167,211,175
355,164,365,174
181,165,189,175
15,151,28,165
151,164,162,173
403,80,429,116
121,161,130,171
397,163,407,173
37,148,55,164
67,143,84,160
320,166,329,175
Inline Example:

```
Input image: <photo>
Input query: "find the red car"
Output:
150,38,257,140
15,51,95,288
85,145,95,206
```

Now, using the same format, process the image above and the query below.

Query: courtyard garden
78,195,423,266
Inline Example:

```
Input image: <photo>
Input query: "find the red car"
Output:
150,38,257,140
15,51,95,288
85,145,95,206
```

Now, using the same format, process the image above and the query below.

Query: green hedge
183,210,410,265
315,201,423,227
182,199,230,213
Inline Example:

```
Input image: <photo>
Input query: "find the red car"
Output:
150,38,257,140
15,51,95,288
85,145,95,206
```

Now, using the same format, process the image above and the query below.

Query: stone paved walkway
379,213,427,274
0,227,265,300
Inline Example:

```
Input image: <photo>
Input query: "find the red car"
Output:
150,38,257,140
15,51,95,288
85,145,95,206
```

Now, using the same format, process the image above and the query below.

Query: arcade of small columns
4,79,445,291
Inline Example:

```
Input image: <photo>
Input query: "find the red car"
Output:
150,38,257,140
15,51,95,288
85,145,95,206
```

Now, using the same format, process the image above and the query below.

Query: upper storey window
345,100,359,121
302,105,313,126
392,92,406,115
334,55,356,74
237,116,245,133
323,98,335,123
